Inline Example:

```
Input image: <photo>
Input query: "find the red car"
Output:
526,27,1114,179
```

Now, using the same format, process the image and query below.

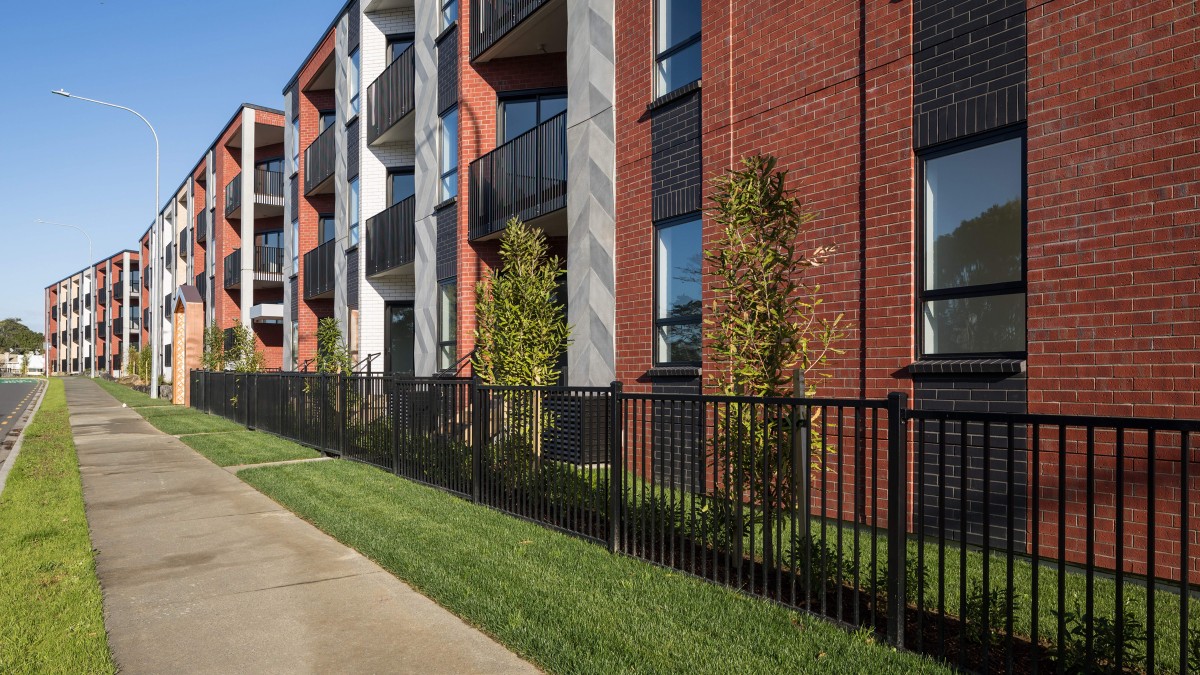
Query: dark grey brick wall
650,89,702,222
913,374,1028,548
290,88,299,120
437,26,459,115
347,1,361,51
436,202,457,281
347,119,360,179
913,0,1026,148
290,176,299,215
347,250,359,310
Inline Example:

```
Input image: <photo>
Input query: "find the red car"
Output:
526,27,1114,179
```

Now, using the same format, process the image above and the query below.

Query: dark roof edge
282,0,353,95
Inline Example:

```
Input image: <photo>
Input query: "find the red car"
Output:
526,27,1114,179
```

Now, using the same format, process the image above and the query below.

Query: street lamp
53,89,162,398
36,219,96,378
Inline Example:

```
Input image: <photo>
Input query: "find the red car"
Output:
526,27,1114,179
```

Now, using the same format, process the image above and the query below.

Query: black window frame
437,278,457,371
255,156,285,174
916,126,1028,360
384,300,417,377
318,110,337,132
318,213,336,245
348,48,362,118
387,33,415,63
653,212,703,367
654,0,702,97
496,88,568,144
387,167,416,207
439,106,459,202
441,0,458,31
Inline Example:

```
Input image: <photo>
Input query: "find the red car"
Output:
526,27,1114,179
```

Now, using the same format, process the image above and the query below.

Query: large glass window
387,34,413,63
655,215,702,364
388,168,415,206
290,320,299,370
257,157,284,174
348,177,360,247
349,49,361,116
290,117,300,174
291,219,299,272
442,0,458,30
920,134,1025,356
655,0,701,96
439,107,458,201
438,280,457,370
319,214,336,244
386,302,416,376
319,110,336,132
498,92,567,143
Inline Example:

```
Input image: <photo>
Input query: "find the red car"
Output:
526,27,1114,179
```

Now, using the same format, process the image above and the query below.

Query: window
348,177,360,247
290,320,299,370
498,91,566,143
388,168,415,207
654,215,702,364
387,34,413,63
920,133,1025,357
291,219,299,272
437,280,457,370
655,0,701,96
257,157,284,174
386,302,416,376
442,0,457,30
319,214,336,244
348,49,361,116
439,107,458,201
319,111,337,132
290,117,300,173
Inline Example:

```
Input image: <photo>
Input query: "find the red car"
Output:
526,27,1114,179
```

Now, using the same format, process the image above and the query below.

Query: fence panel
344,375,393,471
392,378,474,497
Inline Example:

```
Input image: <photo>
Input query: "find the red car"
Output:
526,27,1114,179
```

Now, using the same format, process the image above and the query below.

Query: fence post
793,369,810,559
608,380,623,554
338,373,348,456
319,374,328,453
391,374,401,477
247,374,256,430
470,377,482,504
886,391,909,649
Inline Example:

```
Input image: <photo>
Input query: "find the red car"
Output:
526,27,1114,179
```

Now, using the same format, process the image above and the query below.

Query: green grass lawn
180,431,321,467
126,404,246,435
91,377,171,407
0,379,114,674
240,459,950,674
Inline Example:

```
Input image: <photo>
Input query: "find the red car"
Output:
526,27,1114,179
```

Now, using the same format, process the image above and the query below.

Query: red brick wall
455,9,568,368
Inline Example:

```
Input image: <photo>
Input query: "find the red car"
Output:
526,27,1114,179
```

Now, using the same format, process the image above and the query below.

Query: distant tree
0,318,44,354
315,318,352,376
202,322,226,371
225,325,264,373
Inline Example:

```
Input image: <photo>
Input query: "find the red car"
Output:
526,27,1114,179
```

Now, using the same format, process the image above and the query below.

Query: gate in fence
191,370,1200,674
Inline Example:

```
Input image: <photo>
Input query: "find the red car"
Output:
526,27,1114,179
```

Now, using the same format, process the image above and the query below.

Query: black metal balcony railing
469,112,567,240
226,173,242,217
98,288,107,305
164,243,174,267
366,196,416,276
303,240,336,299
113,282,123,300
304,124,337,194
254,168,285,206
195,272,207,302
196,209,208,243
470,0,553,60
112,317,123,335
72,298,80,313
51,306,58,319
224,249,240,289
143,267,151,288
367,45,415,144
224,246,285,289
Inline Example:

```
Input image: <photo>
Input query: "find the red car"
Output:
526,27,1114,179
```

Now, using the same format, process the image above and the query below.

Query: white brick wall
359,5,417,363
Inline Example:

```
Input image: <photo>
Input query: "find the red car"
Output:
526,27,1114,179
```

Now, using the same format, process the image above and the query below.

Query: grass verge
130,406,245,435
240,459,950,674
0,379,114,674
90,377,171,408
180,431,321,467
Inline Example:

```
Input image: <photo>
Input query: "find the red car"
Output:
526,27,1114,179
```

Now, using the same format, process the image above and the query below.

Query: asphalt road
0,378,38,438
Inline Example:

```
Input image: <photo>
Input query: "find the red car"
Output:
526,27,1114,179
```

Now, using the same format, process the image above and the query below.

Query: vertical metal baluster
1085,426,1095,673
1031,423,1041,675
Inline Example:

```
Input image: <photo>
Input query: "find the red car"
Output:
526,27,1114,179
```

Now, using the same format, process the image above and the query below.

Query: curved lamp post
53,89,161,397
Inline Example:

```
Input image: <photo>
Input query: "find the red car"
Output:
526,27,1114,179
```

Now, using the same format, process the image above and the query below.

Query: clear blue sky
0,0,340,335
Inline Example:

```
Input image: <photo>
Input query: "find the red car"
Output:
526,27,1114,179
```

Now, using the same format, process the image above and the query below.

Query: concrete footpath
65,378,538,675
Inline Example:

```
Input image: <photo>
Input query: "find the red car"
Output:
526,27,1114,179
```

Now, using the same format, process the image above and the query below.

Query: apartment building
44,0,1197,420
44,249,140,377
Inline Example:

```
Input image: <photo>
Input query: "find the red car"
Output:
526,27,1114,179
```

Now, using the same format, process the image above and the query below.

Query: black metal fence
189,370,1200,674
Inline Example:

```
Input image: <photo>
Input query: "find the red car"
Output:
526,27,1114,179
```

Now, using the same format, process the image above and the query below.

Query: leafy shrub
962,580,1019,647
1053,601,1146,674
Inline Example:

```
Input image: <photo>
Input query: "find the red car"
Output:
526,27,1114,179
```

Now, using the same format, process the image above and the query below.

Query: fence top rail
907,406,1200,433
478,384,612,394
620,391,891,409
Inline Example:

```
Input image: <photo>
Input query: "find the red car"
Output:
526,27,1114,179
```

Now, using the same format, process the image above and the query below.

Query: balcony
364,0,411,10
304,124,336,195
366,196,415,277
223,246,285,290
72,298,80,313
303,240,336,299
113,316,124,335
51,306,57,320
196,209,208,243
469,0,566,62
226,169,285,218
97,288,107,305
469,112,567,241
367,45,415,145
195,272,207,303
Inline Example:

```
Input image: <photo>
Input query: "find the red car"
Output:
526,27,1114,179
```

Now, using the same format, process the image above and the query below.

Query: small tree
472,218,570,386
706,154,847,571
315,318,352,376
20,353,29,376
225,325,264,373
202,322,227,371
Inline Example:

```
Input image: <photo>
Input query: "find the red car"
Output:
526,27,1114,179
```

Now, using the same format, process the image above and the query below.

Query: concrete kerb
0,378,50,498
